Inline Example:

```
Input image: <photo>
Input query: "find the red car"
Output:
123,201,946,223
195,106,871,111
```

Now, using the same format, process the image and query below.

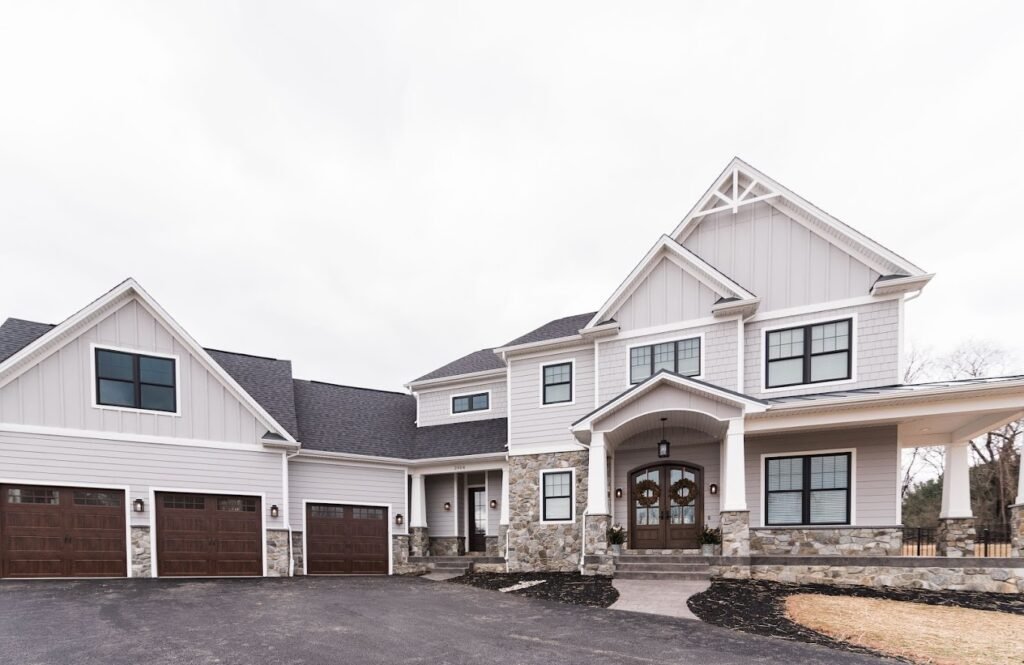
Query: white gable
0,282,292,445
611,256,722,330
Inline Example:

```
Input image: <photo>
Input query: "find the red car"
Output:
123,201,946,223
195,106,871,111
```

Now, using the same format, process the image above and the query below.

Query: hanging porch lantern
657,417,670,458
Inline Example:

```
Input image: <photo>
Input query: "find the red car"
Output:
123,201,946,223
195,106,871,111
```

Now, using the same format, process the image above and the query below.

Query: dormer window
452,391,489,414
95,348,177,413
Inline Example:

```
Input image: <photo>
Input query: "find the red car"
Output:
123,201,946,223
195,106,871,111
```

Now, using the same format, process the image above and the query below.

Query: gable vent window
542,362,573,405
452,392,489,414
766,319,851,389
629,337,701,384
95,348,177,413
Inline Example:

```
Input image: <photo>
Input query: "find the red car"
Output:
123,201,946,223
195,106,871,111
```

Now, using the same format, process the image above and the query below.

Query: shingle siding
417,379,507,426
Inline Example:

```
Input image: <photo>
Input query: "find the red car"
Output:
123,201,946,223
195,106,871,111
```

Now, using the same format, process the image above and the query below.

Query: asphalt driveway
0,576,887,665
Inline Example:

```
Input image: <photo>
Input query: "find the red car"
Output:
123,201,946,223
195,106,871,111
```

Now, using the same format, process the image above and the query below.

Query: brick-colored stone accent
291,531,304,574
429,536,462,556
750,527,901,556
131,526,152,578
1011,504,1023,558
507,451,588,572
720,510,750,557
267,529,290,576
936,517,976,557
410,527,429,557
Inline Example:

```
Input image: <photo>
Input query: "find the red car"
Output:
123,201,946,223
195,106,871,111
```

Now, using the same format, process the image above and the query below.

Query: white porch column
721,418,747,512
499,465,510,525
1016,456,1024,507
940,442,973,519
587,430,609,515
410,472,428,528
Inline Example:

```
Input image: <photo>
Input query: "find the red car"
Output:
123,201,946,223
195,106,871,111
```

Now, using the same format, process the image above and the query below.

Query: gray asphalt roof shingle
0,318,55,363
501,311,596,347
765,375,1024,404
413,348,505,383
206,349,299,438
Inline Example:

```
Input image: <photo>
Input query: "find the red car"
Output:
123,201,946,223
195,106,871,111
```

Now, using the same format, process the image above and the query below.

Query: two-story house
2,158,1023,589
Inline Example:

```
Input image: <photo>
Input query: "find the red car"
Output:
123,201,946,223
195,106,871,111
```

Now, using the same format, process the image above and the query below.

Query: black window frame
764,452,852,526
765,318,852,389
541,361,573,405
629,336,702,385
452,392,490,414
95,348,177,413
541,470,573,522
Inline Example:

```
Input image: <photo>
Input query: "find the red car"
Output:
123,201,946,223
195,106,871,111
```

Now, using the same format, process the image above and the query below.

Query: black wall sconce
489,499,498,509
133,498,145,513
270,505,279,518
615,488,623,499
395,513,404,526
709,484,718,495
443,501,451,511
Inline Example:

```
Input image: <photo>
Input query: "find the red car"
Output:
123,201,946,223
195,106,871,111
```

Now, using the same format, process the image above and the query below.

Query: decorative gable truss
0,276,296,448
671,157,934,294
584,235,761,331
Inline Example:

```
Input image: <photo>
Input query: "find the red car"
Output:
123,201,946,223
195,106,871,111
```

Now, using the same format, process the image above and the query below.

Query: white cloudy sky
1,2,1022,390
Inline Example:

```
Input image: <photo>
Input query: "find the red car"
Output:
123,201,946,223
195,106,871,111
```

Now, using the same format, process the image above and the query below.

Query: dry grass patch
786,594,1024,665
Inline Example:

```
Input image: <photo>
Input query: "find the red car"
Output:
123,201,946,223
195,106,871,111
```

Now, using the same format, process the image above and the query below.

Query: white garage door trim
301,499,393,576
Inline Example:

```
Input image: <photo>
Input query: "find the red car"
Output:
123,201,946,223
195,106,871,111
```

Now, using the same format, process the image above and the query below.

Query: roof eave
870,273,935,296
493,334,589,356
405,366,507,391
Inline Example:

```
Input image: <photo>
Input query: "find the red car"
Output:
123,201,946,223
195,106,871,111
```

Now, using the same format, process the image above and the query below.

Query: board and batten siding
288,459,406,533
417,379,507,427
744,425,900,527
612,257,722,331
425,473,456,536
507,347,594,453
680,201,881,312
612,435,722,528
743,298,900,398
0,298,269,445
596,320,739,404
0,429,286,529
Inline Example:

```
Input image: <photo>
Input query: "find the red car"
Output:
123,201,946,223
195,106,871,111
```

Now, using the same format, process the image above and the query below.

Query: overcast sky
1,2,1022,390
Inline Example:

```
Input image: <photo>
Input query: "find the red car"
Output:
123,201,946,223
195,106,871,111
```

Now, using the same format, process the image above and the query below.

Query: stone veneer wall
710,559,1024,594
410,527,429,557
750,527,901,556
936,518,976,557
485,536,500,557
720,511,750,557
581,513,613,576
267,529,291,576
1010,505,1023,558
131,526,152,577
507,450,589,572
429,536,462,556
291,531,304,574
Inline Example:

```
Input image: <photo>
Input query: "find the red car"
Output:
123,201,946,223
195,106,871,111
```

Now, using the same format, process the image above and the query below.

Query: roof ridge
297,378,409,396
205,347,284,363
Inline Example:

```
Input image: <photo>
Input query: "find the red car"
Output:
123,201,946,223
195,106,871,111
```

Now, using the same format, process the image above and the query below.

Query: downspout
283,450,300,576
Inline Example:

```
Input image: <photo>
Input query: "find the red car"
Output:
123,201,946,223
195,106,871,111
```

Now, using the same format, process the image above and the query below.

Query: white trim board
300,499,394,576
0,477,133,578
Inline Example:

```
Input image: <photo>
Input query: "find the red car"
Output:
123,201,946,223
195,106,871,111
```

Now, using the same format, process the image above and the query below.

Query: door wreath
633,479,661,507
669,477,698,506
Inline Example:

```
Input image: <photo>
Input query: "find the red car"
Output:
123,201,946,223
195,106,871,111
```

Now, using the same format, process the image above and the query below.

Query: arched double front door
629,463,702,550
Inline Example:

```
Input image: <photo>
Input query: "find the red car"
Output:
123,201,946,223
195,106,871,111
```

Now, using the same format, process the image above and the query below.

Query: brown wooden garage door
0,484,126,578
306,504,388,575
155,492,262,577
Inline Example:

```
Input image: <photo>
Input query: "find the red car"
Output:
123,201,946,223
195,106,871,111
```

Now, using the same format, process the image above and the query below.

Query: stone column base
267,529,291,576
291,531,304,574
936,517,976,557
1010,505,1023,557
720,510,750,557
130,526,152,578
410,527,429,557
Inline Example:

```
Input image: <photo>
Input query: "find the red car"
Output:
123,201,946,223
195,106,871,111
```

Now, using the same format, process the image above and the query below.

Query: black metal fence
901,524,1014,557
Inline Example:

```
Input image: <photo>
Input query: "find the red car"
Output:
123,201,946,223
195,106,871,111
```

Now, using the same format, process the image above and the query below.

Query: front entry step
408,556,505,575
613,553,711,581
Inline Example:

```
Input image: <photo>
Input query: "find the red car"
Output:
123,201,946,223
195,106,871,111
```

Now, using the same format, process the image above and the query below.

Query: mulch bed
447,571,619,608
688,579,1024,662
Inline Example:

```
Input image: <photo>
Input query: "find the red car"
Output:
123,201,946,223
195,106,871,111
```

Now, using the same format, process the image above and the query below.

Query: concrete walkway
609,578,711,620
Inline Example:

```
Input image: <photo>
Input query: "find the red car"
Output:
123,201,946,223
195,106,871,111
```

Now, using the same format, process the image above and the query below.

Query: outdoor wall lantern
657,417,670,458
489,499,498,510
615,488,623,499
395,513,404,526
270,505,279,518
709,484,718,495
444,501,452,511
133,498,145,513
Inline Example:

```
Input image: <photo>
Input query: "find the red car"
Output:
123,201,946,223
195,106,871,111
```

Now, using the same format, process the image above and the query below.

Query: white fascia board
671,157,927,278
870,273,935,296
0,278,296,442
405,367,507,391
583,235,755,331
710,297,761,317
261,437,302,452
493,335,588,357
293,447,507,468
